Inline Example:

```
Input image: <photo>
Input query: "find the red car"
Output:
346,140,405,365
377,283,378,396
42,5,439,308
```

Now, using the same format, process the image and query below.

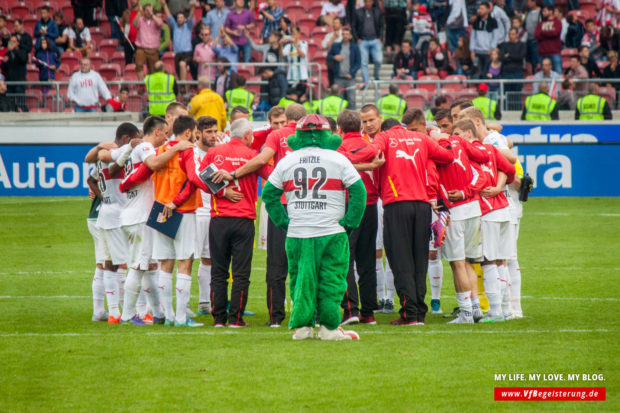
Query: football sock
198,263,211,305
158,270,175,322
121,268,141,321
482,264,502,317
376,257,386,300
175,273,192,324
92,267,105,316
498,264,511,316
471,296,482,317
135,289,147,318
117,268,126,308
456,291,473,319
143,270,164,318
384,259,395,302
508,259,522,315
103,269,120,318
429,256,443,300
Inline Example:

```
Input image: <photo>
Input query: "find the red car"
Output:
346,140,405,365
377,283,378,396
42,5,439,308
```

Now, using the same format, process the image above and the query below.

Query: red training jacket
476,143,516,216
337,131,379,205
371,126,454,206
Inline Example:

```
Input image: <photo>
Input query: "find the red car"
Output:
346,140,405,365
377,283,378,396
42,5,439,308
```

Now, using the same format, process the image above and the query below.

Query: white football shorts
481,219,511,261
87,220,106,265
195,214,211,259
101,227,129,266
123,222,157,270
153,213,197,260
441,216,482,262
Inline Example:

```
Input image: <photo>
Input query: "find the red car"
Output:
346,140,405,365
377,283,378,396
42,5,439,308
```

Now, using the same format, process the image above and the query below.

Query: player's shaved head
360,104,379,116
337,110,361,133
173,115,197,137
285,103,306,122
115,122,140,144
143,116,167,135
401,108,425,126
230,106,250,122
381,118,400,131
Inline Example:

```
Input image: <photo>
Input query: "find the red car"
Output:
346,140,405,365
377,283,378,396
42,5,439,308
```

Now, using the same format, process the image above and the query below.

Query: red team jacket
476,143,516,216
199,139,272,219
434,135,490,209
263,121,296,205
337,131,379,205
371,126,454,206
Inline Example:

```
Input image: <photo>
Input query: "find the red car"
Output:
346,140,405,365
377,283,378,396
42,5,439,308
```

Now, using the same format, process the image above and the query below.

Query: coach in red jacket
200,118,272,327
336,110,381,325
371,119,454,325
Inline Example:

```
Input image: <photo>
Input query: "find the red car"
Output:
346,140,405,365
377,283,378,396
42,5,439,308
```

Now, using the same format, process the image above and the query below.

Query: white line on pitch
528,212,620,217
0,328,613,338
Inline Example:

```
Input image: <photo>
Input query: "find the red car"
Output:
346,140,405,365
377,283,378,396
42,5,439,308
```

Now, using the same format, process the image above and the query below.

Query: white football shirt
120,142,157,227
268,147,361,238
96,148,127,230
194,146,212,217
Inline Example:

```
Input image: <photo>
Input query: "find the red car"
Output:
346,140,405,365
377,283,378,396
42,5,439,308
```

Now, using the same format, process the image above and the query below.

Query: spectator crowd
0,0,619,113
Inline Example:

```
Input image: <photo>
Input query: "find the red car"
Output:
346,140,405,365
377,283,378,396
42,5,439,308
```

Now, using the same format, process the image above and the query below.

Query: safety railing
4,76,619,115
360,78,620,112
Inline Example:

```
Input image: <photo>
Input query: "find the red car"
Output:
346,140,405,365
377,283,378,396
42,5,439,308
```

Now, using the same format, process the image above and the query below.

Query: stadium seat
30,107,52,113
309,5,323,16
417,75,440,93
126,94,146,112
61,5,74,22
57,62,71,76
26,65,39,82
285,5,305,22
452,88,478,101
599,87,617,108
34,1,59,14
561,48,577,69
310,26,329,43
442,74,466,91
98,21,111,38
54,70,67,81
162,51,175,68
307,42,318,60
89,51,108,69
237,65,254,79
99,63,122,81
23,16,38,36
597,60,610,71
25,94,42,111
392,76,413,94
89,28,105,47
298,17,317,36
10,3,31,20
60,51,80,69
99,39,119,57
403,90,427,109
110,51,125,67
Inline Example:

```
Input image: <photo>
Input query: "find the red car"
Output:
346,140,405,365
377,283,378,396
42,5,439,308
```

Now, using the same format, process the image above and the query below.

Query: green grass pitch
0,197,618,411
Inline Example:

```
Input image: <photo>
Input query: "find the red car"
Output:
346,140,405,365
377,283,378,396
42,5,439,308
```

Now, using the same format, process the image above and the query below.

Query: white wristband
116,144,133,167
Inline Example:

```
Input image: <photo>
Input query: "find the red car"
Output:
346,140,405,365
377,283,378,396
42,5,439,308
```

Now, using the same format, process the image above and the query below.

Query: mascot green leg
286,233,350,330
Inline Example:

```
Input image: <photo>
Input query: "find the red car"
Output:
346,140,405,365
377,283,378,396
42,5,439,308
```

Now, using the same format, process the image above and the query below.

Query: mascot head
287,114,342,151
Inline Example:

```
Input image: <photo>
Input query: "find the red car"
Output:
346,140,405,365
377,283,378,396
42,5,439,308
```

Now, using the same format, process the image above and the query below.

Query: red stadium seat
57,62,71,76
23,16,38,36
309,6,323,16
60,51,80,69
89,52,108,70
598,87,617,108
443,74,466,91
34,1,59,14
25,94,42,111
392,76,413,94
298,16,316,36
110,51,125,67
99,39,119,57
10,3,32,20
54,70,67,81
285,5,305,22
126,94,145,112
98,21,111,37
162,51,175,68
403,90,427,109
99,63,121,81
417,75,440,93
452,88,478,101
61,5,74,22
90,28,105,47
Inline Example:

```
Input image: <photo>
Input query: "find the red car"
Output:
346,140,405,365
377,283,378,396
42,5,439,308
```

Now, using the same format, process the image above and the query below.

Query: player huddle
85,98,525,338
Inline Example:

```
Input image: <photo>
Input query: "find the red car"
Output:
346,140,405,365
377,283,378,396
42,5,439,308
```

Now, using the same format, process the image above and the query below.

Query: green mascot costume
262,114,367,341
